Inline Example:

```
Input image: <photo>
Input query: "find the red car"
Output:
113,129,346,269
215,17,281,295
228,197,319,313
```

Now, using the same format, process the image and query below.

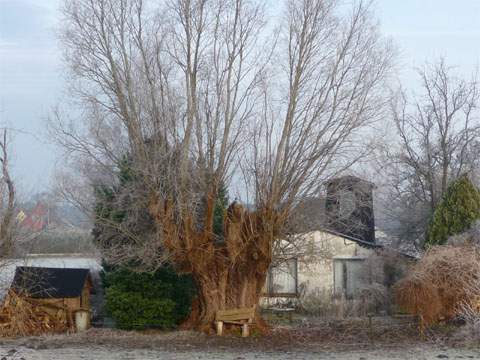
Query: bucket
75,310,90,332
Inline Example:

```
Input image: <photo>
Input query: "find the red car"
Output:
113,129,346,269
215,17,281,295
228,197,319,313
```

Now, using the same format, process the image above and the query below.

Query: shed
10,266,93,328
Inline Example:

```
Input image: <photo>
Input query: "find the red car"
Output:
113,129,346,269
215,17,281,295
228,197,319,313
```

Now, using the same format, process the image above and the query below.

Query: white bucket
75,310,90,332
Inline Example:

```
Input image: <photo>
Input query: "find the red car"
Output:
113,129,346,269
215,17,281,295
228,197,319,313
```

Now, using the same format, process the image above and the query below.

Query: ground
0,317,478,359
0,344,478,360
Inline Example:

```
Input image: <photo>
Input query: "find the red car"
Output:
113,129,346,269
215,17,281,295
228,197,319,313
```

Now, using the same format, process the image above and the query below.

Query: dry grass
2,317,420,352
394,245,480,328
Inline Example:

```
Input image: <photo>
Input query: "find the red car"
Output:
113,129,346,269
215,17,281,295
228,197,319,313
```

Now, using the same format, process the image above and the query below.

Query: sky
1,0,480,194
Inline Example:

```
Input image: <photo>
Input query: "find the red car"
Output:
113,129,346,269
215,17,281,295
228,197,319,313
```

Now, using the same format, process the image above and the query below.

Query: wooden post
216,321,223,336
336,292,346,319
367,313,374,344
242,323,249,337
419,315,425,340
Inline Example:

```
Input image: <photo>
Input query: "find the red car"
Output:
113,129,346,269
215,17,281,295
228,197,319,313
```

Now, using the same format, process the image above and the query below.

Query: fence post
367,313,374,343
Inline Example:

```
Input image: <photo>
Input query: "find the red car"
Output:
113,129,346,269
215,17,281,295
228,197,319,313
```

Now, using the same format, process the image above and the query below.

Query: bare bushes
298,251,408,318
395,273,442,326
298,286,389,318
447,220,480,247
357,283,389,315
454,301,480,341
298,289,334,317
394,245,480,327
358,250,410,315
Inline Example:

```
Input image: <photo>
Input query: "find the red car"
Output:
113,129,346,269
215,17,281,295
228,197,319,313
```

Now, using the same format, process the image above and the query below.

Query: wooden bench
215,306,256,337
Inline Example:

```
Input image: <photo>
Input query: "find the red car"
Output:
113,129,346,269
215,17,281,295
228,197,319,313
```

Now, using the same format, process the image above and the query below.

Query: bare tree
0,129,16,256
53,0,392,330
380,59,480,246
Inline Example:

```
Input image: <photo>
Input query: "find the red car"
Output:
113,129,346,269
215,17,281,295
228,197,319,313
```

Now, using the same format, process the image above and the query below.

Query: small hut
10,266,93,329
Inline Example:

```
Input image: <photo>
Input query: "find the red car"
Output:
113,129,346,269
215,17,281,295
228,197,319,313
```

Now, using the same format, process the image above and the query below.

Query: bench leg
242,323,249,337
216,321,223,336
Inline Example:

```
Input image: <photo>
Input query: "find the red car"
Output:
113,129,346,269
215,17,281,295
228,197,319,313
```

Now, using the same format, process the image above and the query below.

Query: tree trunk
149,197,274,332
0,130,14,256
191,263,269,331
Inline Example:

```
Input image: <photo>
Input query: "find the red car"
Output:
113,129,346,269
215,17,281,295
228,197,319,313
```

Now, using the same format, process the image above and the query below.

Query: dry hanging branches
394,245,480,329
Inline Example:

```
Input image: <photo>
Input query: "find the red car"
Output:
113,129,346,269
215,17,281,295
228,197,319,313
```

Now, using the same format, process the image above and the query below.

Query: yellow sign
16,210,26,222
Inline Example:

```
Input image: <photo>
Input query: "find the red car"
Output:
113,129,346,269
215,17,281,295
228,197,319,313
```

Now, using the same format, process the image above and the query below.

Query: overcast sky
1,0,480,195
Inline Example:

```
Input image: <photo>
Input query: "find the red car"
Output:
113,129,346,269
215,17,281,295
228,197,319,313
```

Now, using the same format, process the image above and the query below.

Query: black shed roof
11,267,90,299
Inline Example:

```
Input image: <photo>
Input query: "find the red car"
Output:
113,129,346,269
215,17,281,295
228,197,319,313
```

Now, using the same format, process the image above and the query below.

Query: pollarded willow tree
54,0,393,330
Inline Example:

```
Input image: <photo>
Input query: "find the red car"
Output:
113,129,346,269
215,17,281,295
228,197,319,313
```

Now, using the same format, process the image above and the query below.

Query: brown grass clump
394,245,480,328
0,291,72,337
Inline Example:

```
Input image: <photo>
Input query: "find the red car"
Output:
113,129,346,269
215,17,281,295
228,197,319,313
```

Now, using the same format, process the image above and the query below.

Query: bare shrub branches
395,245,480,328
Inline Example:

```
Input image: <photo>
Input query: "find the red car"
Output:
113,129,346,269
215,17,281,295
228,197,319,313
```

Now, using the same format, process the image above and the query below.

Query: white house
262,176,384,306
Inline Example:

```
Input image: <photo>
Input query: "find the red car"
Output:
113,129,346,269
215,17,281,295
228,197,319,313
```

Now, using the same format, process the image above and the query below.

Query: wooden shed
10,266,93,329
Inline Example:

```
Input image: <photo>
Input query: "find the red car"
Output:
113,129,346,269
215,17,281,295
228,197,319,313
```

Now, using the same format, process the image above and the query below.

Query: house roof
11,266,90,298
20,202,48,232
320,227,383,249
286,196,381,249
325,175,376,189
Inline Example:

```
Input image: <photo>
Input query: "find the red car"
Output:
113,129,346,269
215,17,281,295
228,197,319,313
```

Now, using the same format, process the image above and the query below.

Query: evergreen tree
425,175,480,247
93,157,196,329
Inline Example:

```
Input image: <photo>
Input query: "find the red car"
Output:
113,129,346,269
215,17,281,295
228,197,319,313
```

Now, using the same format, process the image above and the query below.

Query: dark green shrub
102,265,196,330
426,175,480,247
105,286,176,330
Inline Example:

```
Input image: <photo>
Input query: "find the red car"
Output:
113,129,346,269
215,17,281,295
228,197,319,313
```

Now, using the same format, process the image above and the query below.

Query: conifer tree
426,175,480,246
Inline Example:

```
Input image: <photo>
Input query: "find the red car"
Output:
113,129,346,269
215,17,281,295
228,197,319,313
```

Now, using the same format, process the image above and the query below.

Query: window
333,258,367,298
266,259,298,296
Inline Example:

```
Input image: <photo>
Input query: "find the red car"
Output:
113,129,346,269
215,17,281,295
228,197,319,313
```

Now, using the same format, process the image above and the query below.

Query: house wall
261,230,376,306
296,231,373,297
36,297,80,311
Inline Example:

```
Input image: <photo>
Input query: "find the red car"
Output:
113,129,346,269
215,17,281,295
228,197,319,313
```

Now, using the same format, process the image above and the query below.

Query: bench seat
215,306,256,337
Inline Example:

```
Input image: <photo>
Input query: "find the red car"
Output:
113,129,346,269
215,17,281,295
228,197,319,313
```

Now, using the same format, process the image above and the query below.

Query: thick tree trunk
186,214,273,331
191,266,269,331
149,197,275,333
